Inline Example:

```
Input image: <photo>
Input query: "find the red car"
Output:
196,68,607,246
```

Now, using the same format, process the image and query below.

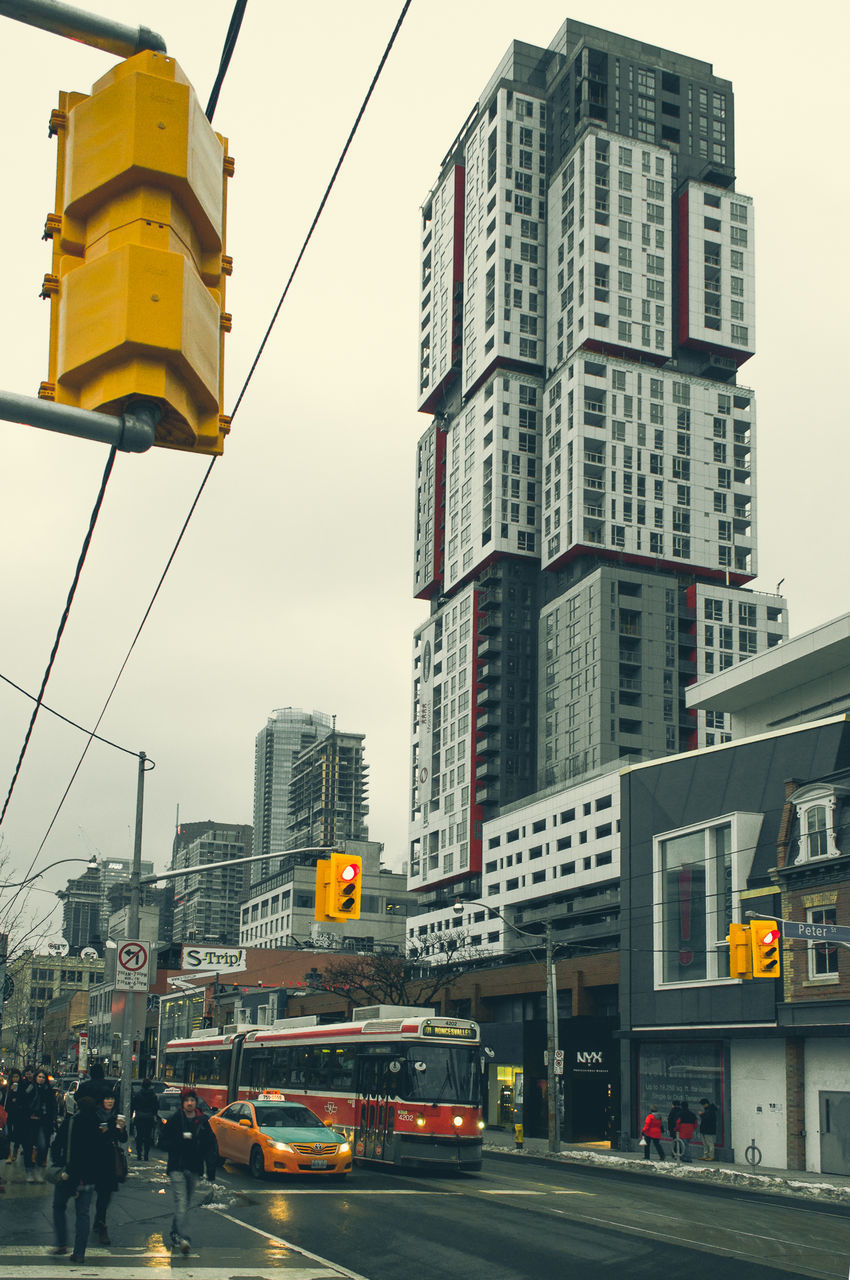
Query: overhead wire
0,446,117,834
6,0,416,879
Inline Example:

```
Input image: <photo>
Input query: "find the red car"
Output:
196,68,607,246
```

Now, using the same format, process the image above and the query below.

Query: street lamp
0,856,98,889
453,899,560,1154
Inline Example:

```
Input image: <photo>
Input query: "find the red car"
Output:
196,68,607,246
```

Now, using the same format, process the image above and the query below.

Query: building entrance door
819,1091,850,1175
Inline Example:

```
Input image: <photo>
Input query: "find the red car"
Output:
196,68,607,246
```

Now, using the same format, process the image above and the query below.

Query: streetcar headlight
477,1120,485,1130
452,1115,463,1128
416,1116,426,1128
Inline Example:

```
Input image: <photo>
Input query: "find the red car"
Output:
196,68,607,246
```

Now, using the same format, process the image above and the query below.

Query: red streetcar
163,1012,484,1171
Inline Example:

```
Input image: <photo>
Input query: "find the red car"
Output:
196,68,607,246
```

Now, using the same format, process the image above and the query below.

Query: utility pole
118,751,145,1122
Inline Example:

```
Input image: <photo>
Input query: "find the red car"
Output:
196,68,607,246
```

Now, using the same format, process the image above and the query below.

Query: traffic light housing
728,922,753,980
314,854,362,921
750,920,781,978
39,50,233,455
314,859,333,923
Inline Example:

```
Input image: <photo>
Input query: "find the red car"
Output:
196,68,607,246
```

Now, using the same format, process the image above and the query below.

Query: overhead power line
0,446,117,829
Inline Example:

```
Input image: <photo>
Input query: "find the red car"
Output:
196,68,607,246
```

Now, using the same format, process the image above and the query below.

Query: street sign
554,1049,564,1077
781,920,850,944
115,940,150,991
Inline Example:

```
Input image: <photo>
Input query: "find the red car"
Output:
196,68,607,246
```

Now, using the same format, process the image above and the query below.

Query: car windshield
254,1105,323,1130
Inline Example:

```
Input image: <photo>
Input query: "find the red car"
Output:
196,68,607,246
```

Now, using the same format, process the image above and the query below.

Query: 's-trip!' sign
181,946,247,972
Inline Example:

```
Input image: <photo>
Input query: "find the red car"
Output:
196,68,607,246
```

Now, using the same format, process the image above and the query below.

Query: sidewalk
482,1129,850,1206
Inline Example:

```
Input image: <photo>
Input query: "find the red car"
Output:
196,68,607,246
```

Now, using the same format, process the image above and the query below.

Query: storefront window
637,1041,724,1144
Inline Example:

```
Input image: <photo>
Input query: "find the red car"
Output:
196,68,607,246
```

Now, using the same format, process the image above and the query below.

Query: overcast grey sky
1,0,847,941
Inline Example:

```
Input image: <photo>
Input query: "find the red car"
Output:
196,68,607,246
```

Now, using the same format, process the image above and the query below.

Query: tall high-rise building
57,856,154,952
287,727,369,850
171,821,253,947
252,708,333,882
408,21,788,917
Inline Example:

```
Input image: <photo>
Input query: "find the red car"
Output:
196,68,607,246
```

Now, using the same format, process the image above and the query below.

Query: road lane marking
213,1209,374,1280
0,1271,337,1279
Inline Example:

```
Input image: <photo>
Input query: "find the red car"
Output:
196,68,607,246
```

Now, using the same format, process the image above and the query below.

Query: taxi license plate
311,1159,329,1169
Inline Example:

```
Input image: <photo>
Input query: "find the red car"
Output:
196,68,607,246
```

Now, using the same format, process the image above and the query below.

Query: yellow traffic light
750,920,781,978
314,859,333,923
39,50,233,455
727,922,753,980
328,852,362,920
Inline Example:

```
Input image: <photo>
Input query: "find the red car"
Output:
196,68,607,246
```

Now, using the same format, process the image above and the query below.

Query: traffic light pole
0,0,166,58
0,390,158,453
118,750,145,1123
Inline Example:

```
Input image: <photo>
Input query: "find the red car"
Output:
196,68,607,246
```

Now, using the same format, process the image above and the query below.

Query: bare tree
323,931,477,1009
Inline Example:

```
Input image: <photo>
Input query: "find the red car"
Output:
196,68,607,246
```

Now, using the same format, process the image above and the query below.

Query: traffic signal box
750,919,781,979
39,50,234,455
727,921,753,980
314,853,363,922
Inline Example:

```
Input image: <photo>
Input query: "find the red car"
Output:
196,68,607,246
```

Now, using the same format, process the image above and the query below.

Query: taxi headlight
265,1137,292,1152
452,1115,464,1128
338,1142,351,1155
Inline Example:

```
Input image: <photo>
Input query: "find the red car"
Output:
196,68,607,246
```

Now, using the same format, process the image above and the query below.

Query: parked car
54,1076,79,1116
153,1087,215,1148
209,1095,351,1179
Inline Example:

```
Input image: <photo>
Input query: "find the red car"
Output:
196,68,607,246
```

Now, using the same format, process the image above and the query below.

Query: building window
791,784,843,862
807,907,839,981
654,812,762,986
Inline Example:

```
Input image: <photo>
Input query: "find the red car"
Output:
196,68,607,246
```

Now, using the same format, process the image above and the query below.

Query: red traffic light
339,861,360,883
759,928,780,946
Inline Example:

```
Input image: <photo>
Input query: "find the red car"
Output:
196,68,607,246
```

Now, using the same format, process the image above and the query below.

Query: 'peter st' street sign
781,921,850,945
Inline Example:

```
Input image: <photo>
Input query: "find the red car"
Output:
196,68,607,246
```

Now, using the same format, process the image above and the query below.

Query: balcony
478,661,502,682
476,757,500,781
477,682,501,707
476,710,501,733
477,634,501,659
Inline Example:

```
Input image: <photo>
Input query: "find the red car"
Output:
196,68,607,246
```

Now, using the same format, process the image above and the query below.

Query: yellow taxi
209,1093,352,1179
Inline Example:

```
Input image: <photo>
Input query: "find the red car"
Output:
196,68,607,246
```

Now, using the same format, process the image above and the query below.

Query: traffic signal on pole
727,922,753,980
750,920,781,978
314,859,333,923
329,853,362,920
39,50,234,455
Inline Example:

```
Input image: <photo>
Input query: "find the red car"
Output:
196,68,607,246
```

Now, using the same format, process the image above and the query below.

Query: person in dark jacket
2,1068,22,1164
641,1108,665,1161
21,1066,57,1181
676,1100,698,1162
91,1094,128,1245
667,1101,682,1142
50,1095,115,1262
131,1078,159,1161
698,1098,718,1160
163,1089,217,1255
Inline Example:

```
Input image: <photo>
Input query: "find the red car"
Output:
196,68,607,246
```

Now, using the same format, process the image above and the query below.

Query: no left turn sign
115,940,150,990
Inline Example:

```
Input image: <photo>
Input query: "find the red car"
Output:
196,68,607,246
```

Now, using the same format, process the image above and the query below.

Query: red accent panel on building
677,189,690,348
453,166,465,284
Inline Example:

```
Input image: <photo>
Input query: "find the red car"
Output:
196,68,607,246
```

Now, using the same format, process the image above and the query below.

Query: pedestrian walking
640,1107,666,1161
92,1094,128,1245
162,1088,217,1255
50,1094,115,1262
2,1068,22,1165
20,1066,56,1182
131,1078,159,1161
698,1098,718,1160
676,1100,698,1162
